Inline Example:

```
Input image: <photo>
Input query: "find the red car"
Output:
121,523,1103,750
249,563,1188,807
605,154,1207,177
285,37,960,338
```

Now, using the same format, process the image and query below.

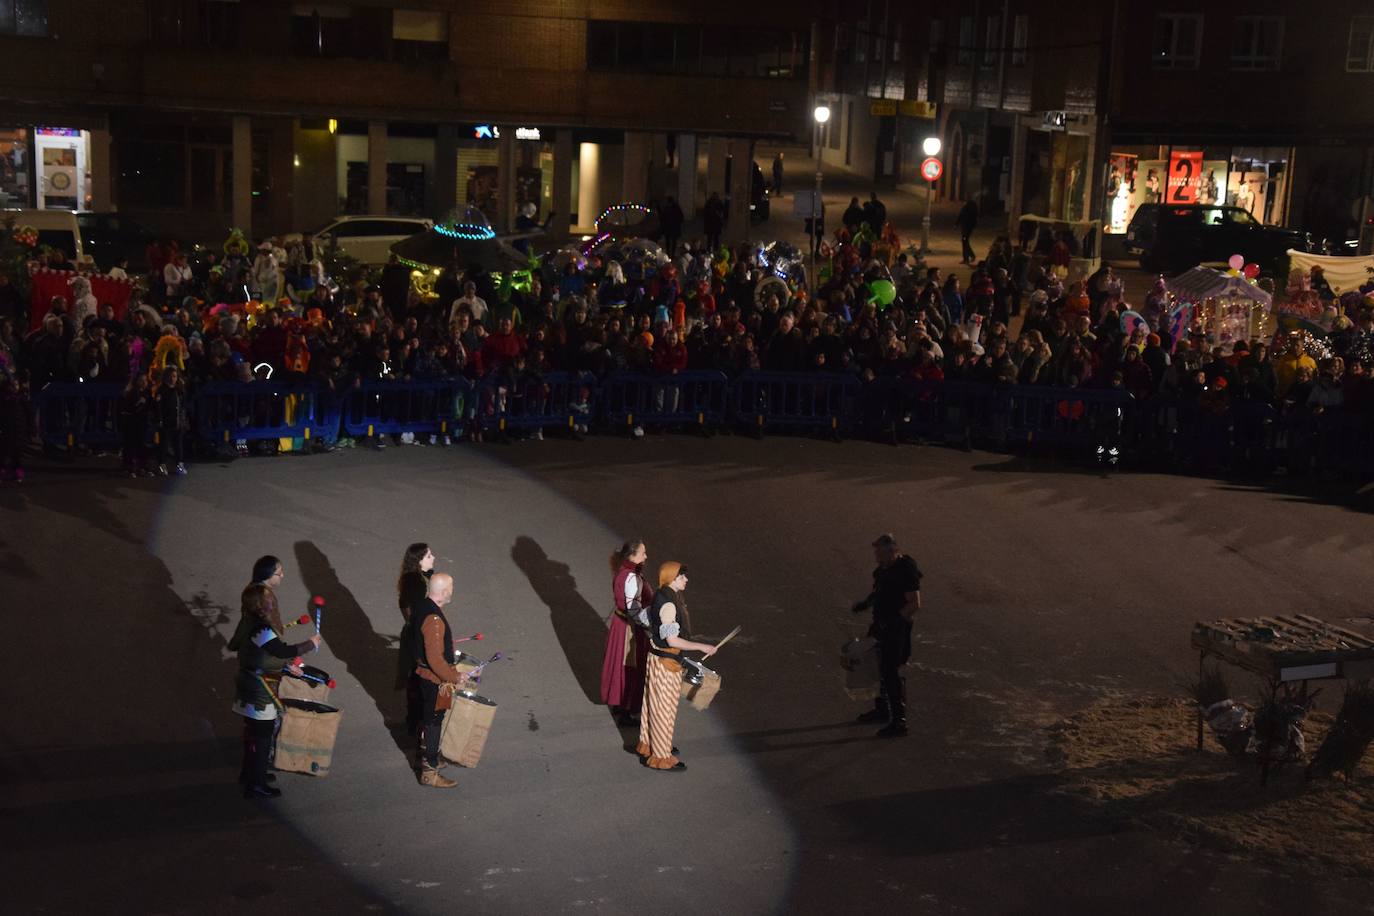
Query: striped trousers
636,653,682,769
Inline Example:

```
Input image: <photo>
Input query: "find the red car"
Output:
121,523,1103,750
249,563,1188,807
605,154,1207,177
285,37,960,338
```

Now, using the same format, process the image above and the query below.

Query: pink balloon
1243,263,1260,279
1228,254,1245,271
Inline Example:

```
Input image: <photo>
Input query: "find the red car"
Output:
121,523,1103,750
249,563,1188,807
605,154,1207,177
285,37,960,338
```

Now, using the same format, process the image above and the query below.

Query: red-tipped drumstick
454,632,484,643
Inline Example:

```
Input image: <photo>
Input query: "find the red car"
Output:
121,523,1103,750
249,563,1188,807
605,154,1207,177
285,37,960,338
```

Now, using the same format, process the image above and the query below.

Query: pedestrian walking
772,152,785,196
703,192,725,253
957,198,980,265
659,196,685,258
850,534,923,738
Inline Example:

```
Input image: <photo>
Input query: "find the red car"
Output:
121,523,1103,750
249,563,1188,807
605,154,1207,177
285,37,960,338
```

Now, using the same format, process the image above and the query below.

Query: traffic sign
920,157,943,182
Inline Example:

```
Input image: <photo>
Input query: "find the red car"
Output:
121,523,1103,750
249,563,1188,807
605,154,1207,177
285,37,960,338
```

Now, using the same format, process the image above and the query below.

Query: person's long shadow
510,536,608,706
293,540,412,764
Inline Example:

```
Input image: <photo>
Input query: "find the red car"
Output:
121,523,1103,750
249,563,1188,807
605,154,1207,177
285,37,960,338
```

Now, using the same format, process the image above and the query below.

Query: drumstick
712,625,742,652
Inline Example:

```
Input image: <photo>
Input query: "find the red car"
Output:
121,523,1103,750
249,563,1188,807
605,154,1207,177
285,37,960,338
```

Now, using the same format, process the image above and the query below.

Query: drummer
636,562,715,772
412,572,470,788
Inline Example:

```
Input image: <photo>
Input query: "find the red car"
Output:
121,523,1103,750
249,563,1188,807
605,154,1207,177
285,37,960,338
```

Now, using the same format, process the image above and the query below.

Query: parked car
2,208,87,264
76,212,159,272
1125,203,1310,274
311,215,433,266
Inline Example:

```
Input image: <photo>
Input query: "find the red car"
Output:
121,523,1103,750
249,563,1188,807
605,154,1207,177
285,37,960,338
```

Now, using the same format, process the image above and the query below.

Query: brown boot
418,763,457,788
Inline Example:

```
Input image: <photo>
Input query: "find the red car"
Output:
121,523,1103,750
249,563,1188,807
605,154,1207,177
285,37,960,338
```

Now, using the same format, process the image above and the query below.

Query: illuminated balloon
1243,263,1260,279
1228,254,1245,271
867,279,896,307
1227,268,1241,278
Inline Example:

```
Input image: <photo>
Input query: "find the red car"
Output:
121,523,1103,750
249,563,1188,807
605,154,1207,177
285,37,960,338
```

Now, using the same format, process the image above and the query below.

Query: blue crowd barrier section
195,381,329,446
34,382,125,448
475,371,597,434
1004,386,1134,451
342,378,470,439
733,371,864,434
602,371,731,430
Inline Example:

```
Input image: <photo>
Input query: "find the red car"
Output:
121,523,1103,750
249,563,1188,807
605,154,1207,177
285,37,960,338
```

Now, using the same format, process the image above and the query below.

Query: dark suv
1125,204,1310,273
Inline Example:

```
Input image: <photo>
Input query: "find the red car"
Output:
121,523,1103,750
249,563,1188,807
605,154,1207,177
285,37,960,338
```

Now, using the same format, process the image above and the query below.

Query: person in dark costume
396,542,435,736
229,556,321,798
851,534,923,738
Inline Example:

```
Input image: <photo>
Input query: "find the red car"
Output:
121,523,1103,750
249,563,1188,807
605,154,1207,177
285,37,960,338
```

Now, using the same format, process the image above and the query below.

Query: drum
274,699,343,777
439,690,497,768
679,657,721,711
277,664,332,703
840,637,879,700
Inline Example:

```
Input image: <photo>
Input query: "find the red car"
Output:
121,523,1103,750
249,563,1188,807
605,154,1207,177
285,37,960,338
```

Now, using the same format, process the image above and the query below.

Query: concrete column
435,124,460,219
649,132,668,201
551,129,573,240
706,136,729,198
497,129,516,233
576,142,601,233
232,115,253,237
677,134,698,220
622,131,651,203
291,120,338,232
367,120,388,215
1007,119,1027,231
725,138,753,244
88,128,112,212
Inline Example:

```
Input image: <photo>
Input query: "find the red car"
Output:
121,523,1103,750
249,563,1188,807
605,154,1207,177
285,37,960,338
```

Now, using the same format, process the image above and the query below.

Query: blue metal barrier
1005,386,1135,451
34,382,125,448
732,371,863,434
195,381,330,445
602,371,731,430
475,371,597,434
342,378,470,439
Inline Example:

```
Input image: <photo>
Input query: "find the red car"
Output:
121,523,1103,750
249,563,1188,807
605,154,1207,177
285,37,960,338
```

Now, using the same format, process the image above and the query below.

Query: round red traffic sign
920,157,943,182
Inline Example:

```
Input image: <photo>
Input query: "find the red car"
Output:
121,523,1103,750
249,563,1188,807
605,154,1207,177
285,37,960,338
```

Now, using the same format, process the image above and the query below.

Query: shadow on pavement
510,535,608,707
293,539,412,765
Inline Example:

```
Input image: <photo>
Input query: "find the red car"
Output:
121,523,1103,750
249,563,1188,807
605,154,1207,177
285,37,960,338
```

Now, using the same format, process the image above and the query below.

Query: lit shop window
1348,16,1374,72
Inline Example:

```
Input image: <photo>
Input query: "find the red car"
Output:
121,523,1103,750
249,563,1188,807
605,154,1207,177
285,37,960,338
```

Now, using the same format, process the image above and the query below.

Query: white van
3,209,86,264
310,215,432,266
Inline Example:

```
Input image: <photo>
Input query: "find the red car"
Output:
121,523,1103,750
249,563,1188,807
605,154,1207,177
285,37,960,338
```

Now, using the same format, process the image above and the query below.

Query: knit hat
1146,333,1161,346
658,561,688,588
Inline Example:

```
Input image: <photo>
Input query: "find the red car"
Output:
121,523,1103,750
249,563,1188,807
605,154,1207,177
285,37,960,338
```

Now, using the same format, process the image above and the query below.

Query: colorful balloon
1243,263,1261,279
867,279,896,307
1228,254,1245,271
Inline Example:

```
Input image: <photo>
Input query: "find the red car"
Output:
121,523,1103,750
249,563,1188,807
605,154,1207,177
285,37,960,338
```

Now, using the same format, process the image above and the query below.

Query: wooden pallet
1191,613,1374,682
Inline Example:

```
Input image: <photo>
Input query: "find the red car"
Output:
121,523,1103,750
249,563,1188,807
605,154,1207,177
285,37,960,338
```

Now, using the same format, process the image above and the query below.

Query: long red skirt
599,615,648,713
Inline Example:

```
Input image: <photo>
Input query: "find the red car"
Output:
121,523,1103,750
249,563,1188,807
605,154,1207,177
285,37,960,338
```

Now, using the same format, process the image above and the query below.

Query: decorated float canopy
390,207,530,273
1286,249,1374,295
1164,265,1273,353
1164,266,1272,309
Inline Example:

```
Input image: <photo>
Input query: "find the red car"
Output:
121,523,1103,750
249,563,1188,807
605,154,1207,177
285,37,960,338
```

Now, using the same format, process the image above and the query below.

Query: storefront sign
1040,110,1068,132
899,100,936,118
514,127,541,141
1168,150,1203,204
473,125,500,139
869,100,897,117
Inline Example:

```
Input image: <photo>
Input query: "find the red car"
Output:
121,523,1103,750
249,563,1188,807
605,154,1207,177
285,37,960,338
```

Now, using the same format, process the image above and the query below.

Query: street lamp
920,135,942,255
811,105,831,286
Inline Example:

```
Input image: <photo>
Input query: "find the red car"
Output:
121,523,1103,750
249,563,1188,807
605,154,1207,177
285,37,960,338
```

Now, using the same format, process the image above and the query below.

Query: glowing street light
922,136,942,157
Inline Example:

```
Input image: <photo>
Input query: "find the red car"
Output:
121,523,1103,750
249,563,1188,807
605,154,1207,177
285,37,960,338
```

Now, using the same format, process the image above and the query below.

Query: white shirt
450,294,488,326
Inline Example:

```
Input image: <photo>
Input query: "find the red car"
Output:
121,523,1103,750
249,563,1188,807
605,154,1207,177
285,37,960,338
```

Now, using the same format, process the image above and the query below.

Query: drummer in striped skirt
636,562,716,772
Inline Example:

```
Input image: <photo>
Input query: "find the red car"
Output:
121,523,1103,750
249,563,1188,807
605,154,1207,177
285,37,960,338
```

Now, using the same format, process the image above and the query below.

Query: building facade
811,1,1374,245
0,0,817,243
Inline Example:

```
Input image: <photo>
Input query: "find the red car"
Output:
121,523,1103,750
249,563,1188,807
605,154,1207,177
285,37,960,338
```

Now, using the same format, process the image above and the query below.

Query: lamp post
811,104,831,287
920,136,942,255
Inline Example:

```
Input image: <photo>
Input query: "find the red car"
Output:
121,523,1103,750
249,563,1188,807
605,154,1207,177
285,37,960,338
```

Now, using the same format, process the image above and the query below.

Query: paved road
3,439,1372,915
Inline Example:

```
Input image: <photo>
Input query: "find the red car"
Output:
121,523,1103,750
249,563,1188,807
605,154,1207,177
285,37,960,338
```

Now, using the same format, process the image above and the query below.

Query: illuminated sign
474,125,500,139
514,127,541,141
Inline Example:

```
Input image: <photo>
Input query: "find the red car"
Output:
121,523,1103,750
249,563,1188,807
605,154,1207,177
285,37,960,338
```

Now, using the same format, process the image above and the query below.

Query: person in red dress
600,540,652,726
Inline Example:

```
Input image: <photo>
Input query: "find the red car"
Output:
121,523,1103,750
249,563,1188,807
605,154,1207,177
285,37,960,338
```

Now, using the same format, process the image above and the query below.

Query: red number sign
920,157,943,182
1168,150,1202,204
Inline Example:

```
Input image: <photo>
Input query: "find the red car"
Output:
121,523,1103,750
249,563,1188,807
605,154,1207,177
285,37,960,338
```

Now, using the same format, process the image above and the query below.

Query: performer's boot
418,763,457,788
857,699,889,723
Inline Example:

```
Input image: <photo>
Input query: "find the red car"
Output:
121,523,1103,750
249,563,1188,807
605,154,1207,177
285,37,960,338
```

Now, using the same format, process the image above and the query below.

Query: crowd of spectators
3,214,1374,480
